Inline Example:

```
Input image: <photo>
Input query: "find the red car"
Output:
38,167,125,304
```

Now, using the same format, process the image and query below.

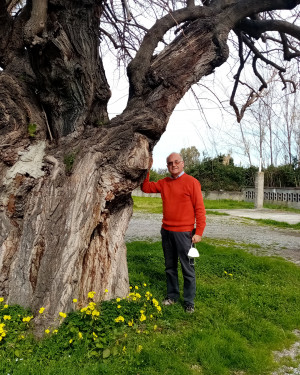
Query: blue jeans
161,228,196,306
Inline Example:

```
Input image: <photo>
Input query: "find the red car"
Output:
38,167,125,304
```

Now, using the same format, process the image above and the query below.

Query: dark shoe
184,304,195,313
162,298,176,306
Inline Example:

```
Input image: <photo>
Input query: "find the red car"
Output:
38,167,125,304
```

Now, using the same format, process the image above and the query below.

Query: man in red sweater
141,152,206,313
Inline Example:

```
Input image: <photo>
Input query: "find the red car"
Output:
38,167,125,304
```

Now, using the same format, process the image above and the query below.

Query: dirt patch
126,212,300,265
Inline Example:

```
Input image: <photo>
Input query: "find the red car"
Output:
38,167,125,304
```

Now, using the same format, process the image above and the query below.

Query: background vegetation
150,151,300,191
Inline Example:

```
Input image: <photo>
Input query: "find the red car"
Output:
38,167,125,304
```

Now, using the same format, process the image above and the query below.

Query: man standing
141,152,206,313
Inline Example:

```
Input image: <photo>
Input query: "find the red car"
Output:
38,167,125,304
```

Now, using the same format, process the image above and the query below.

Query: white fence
244,188,300,209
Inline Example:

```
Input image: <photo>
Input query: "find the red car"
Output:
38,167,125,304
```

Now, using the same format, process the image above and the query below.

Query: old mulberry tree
1,0,299,329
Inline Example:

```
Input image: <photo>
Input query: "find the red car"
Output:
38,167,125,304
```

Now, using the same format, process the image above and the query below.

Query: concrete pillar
255,172,264,209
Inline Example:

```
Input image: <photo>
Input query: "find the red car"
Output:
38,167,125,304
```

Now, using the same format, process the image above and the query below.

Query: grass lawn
249,218,300,230
132,196,300,215
132,196,256,214
1,240,300,375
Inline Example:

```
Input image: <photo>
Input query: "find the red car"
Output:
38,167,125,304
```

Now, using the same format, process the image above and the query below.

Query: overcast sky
105,58,251,170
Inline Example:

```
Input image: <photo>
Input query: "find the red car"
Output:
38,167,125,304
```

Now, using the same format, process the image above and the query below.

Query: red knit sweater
141,172,206,236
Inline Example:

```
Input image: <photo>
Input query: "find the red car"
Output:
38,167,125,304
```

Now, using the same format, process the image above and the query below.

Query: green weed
28,123,37,138
248,218,300,230
64,152,76,174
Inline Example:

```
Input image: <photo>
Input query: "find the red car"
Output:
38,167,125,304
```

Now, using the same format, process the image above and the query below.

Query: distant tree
150,168,168,182
180,146,200,170
189,155,249,191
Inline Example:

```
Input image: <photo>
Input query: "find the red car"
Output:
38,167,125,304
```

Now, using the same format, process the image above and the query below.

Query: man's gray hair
166,152,183,163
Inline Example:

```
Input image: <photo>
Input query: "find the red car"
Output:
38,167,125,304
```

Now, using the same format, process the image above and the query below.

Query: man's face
167,153,184,178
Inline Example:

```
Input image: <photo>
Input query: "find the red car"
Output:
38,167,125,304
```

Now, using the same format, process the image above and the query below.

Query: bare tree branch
238,18,300,41
252,55,267,91
241,33,286,72
187,0,195,7
127,6,214,96
6,0,22,14
122,0,132,22
280,32,300,60
230,30,249,122
100,27,123,50
23,0,48,44
263,35,300,54
279,71,297,92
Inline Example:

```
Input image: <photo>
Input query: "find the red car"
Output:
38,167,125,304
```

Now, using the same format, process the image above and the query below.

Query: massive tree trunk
0,0,299,332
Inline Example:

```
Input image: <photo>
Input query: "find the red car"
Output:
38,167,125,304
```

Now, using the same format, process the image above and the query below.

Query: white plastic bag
188,246,199,258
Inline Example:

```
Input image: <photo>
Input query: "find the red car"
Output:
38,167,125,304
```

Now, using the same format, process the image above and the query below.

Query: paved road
213,208,300,225
126,209,300,265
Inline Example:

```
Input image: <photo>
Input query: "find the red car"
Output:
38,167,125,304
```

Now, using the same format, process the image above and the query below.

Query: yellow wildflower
154,325,157,331
3,315,11,320
123,346,126,353
115,315,125,323
156,306,162,312
39,307,45,314
69,339,73,344
135,286,139,290
22,316,33,323
140,314,146,322
3,305,8,309
104,289,108,293
143,283,147,287
88,302,96,310
73,298,78,303
0,323,6,338
59,312,67,318
78,332,83,339
128,319,134,327
88,291,95,299
137,345,143,353
116,298,121,302
117,305,121,309
45,329,50,334
0,298,4,303
81,307,87,313
53,330,58,334
92,309,100,317
93,332,98,338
